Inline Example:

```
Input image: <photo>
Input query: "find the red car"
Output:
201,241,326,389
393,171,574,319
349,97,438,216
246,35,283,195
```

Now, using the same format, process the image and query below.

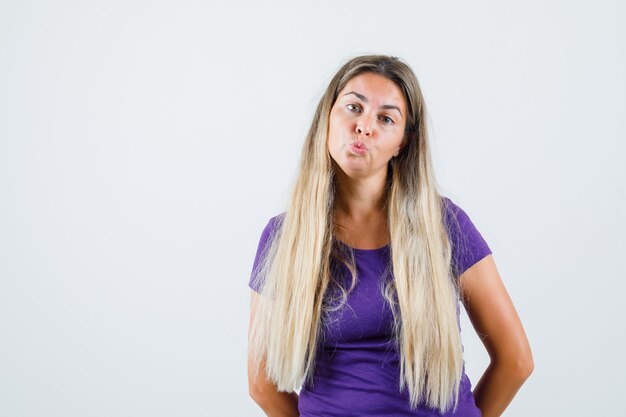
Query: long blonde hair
248,54,463,413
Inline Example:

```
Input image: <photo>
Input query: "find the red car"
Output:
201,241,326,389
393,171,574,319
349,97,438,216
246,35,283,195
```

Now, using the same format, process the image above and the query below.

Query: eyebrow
342,91,403,118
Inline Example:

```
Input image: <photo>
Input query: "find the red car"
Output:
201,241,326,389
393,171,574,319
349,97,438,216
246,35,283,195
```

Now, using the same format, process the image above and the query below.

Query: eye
346,103,361,112
380,116,394,125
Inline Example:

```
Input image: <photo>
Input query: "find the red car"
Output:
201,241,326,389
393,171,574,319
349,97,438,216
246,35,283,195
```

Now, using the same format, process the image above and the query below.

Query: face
328,72,407,179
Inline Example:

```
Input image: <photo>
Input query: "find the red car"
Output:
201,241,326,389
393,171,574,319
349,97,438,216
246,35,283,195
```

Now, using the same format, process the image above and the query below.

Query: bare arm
459,254,534,417
248,291,300,417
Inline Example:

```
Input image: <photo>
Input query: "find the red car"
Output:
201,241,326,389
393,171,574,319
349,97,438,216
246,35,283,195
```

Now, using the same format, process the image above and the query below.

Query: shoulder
255,211,286,252
441,195,470,233
441,196,483,235
264,211,286,236
441,195,464,218
440,196,493,278
249,212,286,292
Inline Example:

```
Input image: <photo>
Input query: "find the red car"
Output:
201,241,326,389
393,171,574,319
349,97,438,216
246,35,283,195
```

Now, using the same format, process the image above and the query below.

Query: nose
355,120,372,137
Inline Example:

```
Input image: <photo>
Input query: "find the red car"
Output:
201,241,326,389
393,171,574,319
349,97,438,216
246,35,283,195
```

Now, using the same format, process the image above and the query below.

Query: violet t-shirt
249,197,492,417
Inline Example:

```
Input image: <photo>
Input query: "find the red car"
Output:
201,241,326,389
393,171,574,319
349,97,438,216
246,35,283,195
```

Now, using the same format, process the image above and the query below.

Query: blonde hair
249,54,463,413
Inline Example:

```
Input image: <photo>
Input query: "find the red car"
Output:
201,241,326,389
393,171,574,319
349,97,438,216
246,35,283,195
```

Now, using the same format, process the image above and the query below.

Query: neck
333,168,388,222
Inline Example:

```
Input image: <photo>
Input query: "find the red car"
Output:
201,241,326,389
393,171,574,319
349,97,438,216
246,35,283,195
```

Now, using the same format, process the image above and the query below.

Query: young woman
247,55,533,417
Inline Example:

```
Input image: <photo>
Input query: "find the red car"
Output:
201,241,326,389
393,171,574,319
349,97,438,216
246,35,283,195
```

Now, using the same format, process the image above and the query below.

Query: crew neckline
336,239,391,252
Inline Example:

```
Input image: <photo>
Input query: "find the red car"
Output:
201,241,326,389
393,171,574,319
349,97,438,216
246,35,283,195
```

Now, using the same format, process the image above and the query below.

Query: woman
247,55,533,417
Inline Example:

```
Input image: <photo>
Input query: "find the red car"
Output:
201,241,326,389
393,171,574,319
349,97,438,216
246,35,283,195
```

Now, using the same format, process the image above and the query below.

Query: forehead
339,72,405,108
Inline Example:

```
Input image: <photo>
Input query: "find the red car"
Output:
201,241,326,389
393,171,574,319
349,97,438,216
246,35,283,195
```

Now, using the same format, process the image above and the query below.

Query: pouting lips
350,144,368,154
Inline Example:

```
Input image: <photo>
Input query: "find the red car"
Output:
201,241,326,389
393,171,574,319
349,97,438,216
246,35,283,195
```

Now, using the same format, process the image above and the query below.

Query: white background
1,1,624,416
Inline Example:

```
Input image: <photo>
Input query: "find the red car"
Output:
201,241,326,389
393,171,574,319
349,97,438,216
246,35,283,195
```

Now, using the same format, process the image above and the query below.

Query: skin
248,292,300,417
327,72,407,248
248,72,533,417
459,255,534,417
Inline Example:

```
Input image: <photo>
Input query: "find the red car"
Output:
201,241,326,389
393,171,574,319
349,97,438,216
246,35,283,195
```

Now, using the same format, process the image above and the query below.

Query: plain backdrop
1,1,624,416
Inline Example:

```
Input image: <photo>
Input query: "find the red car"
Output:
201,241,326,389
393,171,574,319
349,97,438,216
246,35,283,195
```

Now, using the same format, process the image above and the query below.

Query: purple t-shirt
249,197,492,417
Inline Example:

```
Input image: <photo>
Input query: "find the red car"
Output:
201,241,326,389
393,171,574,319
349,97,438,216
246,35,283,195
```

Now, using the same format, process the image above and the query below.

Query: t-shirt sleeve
249,214,283,293
443,197,492,279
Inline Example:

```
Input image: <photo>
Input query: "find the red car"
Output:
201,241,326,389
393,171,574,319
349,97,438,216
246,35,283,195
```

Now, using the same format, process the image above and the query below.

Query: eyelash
346,104,394,125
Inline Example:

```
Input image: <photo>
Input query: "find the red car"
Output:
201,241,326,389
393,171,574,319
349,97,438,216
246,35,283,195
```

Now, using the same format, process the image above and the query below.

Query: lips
351,141,367,150
350,143,368,155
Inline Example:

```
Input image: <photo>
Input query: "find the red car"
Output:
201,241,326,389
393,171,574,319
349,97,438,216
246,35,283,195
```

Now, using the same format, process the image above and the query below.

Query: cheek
327,127,343,157
327,119,341,145
329,121,349,148
327,133,338,154
329,109,349,129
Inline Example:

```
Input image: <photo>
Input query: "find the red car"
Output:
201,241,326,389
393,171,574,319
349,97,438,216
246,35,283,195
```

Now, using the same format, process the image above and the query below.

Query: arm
459,254,534,417
248,291,300,417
